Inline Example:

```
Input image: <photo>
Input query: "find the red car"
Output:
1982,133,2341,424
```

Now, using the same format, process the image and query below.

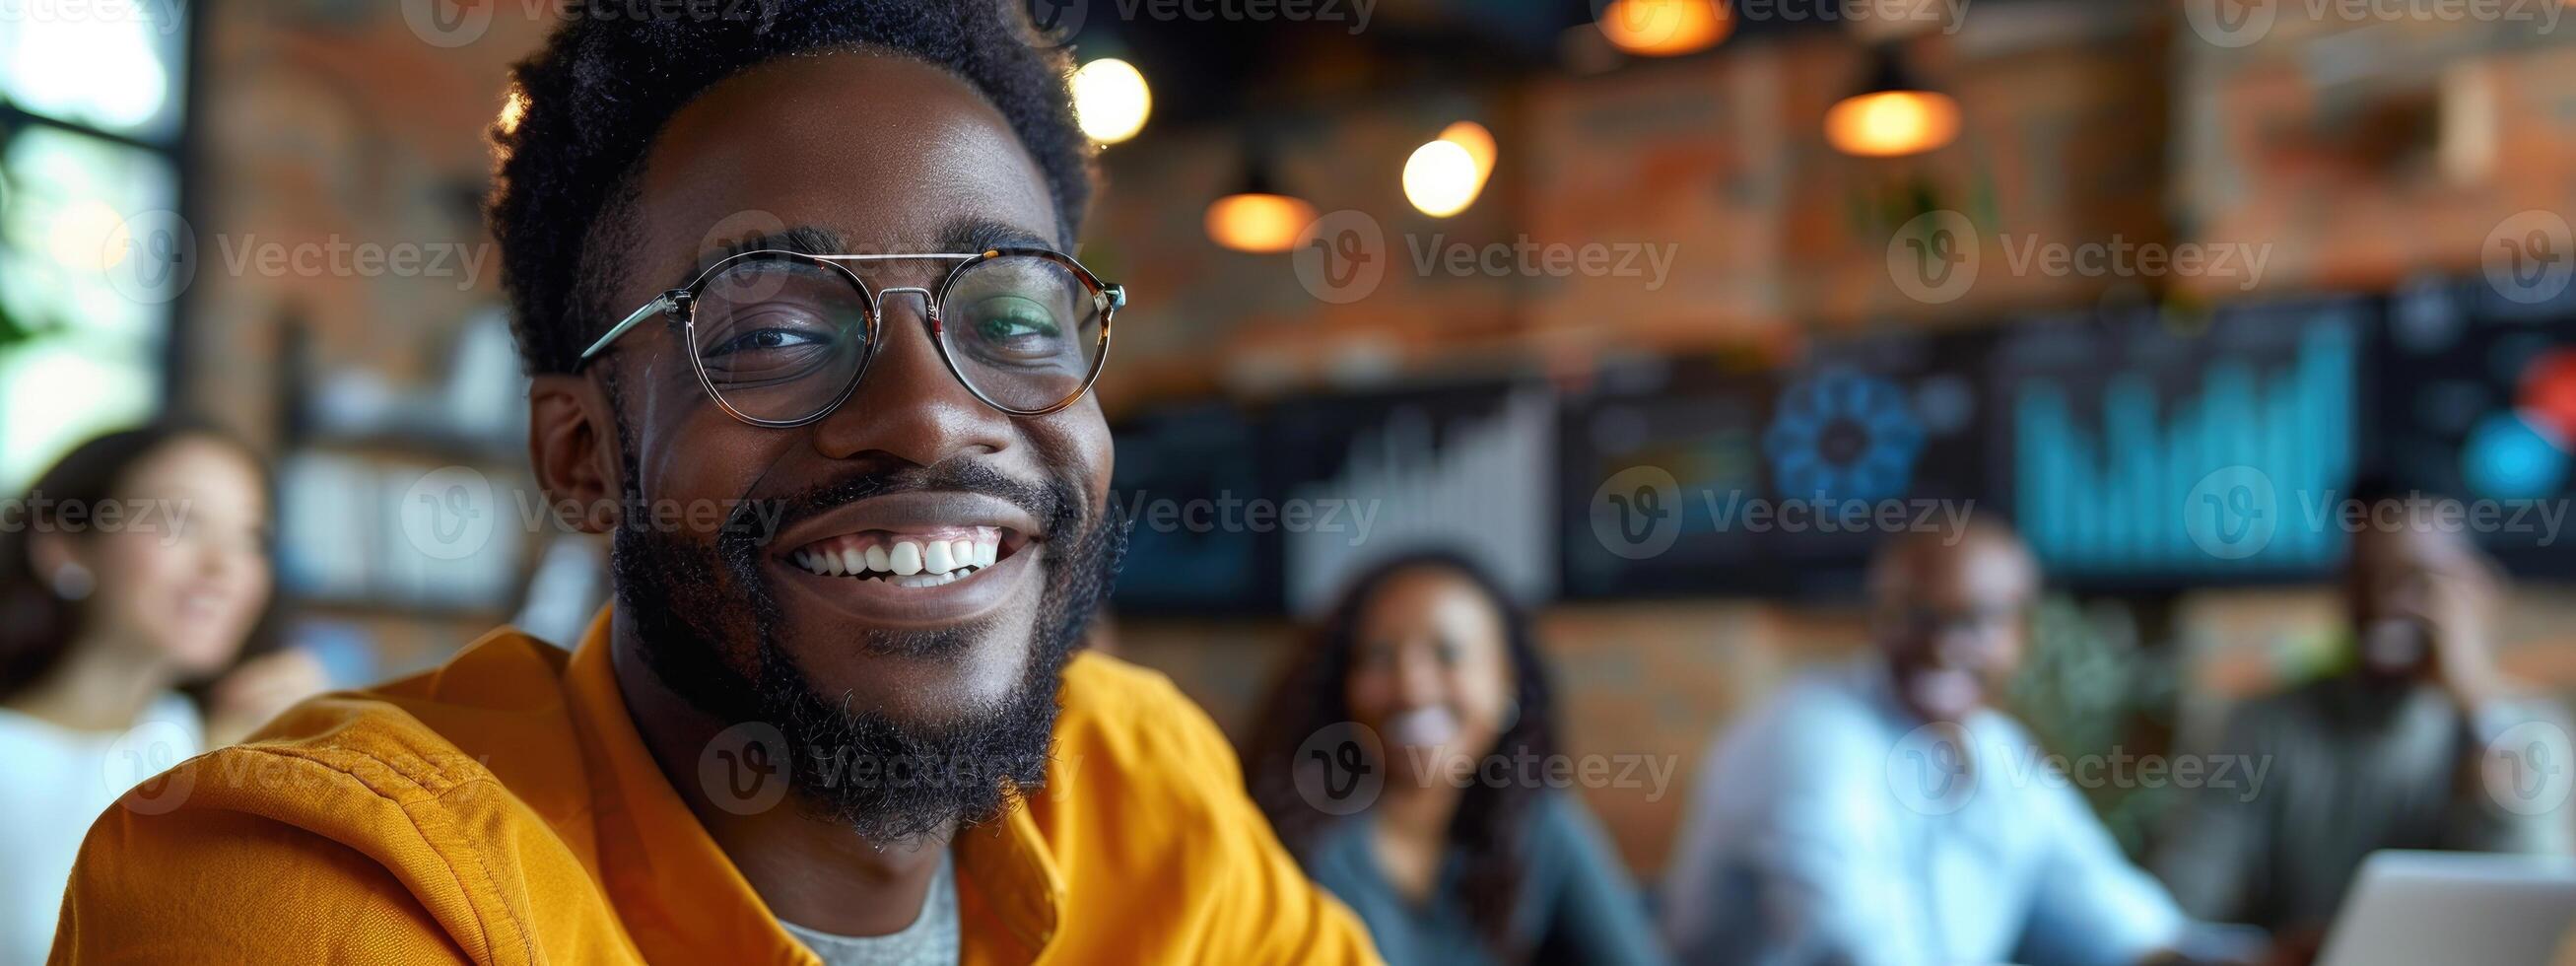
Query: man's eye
968,297,1062,344
710,327,825,356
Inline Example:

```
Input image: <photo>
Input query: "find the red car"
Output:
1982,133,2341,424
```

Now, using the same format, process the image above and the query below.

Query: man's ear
529,372,622,533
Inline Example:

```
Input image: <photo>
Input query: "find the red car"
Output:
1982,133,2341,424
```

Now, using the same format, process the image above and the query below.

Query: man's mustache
728,460,1074,554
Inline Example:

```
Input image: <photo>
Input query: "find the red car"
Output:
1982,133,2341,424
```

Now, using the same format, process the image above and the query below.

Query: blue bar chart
2008,315,2357,579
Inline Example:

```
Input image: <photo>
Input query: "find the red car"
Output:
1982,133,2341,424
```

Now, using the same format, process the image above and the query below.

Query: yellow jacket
52,610,1378,965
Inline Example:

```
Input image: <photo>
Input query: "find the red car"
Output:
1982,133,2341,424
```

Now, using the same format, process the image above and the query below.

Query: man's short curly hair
489,1,1095,375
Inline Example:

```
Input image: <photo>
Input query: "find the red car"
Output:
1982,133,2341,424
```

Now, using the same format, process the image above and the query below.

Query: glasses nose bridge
872,285,940,327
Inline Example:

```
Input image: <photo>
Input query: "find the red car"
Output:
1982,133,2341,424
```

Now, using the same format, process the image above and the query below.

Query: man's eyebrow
695,225,848,273
939,217,1055,253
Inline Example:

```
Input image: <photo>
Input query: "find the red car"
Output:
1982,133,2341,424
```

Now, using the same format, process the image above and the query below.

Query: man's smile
790,526,1009,586
766,489,1047,626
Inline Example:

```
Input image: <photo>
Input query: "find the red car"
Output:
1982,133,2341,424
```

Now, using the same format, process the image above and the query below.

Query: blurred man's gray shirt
2151,675,2573,932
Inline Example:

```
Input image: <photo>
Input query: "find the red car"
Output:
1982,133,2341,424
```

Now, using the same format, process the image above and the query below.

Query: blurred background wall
6,0,2576,875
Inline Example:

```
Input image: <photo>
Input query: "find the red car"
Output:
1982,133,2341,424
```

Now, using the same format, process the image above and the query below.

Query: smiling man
51,4,1376,964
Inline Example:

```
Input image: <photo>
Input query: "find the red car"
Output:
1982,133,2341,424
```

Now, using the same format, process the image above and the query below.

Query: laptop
2317,850,2576,966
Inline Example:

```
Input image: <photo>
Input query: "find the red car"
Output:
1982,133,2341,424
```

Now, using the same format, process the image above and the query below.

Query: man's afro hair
488,1,1095,375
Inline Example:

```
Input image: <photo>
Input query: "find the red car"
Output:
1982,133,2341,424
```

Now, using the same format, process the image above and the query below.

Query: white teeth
794,533,1004,583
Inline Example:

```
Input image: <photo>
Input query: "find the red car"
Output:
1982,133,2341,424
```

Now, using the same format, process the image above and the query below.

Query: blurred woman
1249,552,1665,966
0,424,325,963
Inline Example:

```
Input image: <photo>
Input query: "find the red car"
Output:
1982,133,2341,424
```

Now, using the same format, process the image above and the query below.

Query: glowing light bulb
1403,139,1481,218
1825,89,1960,158
1205,192,1317,253
1597,0,1731,57
1071,58,1152,145
1439,120,1497,187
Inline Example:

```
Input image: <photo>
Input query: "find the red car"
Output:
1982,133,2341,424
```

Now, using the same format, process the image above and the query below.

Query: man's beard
609,459,1126,842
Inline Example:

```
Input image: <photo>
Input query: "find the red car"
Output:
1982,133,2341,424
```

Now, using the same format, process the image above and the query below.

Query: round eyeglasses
577,247,1122,426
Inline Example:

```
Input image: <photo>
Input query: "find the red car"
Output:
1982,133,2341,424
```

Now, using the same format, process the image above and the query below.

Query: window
0,0,189,488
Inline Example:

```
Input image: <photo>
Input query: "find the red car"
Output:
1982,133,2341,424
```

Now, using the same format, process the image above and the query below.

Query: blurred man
2153,487,2572,945
52,4,1375,963
1662,519,2197,966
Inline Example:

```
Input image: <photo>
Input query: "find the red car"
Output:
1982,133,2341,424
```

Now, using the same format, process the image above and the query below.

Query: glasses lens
690,255,872,423
938,254,1107,413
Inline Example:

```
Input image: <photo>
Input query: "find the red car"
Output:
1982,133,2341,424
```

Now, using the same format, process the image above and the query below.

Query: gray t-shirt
779,849,960,966
2152,676,2574,932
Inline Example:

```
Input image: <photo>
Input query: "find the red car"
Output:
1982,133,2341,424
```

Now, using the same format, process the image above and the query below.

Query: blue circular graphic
1764,370,1925,503
2463,411,2569,501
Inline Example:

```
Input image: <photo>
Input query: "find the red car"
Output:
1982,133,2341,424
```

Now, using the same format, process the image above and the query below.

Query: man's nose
805,290,1012,468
